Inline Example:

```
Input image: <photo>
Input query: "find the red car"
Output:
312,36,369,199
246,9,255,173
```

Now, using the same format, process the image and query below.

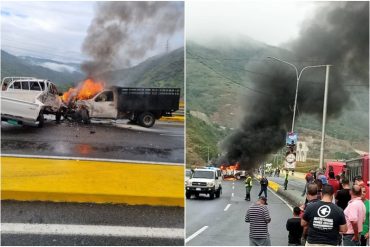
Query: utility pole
319,65,331,169
207,146,210,164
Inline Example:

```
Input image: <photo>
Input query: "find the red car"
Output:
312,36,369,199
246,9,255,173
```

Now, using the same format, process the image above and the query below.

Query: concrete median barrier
1,156,184,207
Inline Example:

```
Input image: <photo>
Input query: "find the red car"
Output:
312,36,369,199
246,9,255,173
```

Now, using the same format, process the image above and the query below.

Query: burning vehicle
62,79,181,128
1,77,63,128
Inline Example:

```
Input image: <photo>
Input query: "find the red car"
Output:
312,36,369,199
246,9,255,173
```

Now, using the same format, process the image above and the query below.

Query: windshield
192,170,214,179
186,170,192,177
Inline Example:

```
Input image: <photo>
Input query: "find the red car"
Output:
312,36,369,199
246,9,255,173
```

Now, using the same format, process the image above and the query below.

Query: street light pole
319,65,331,169
267,57,331,169
267,57,329,133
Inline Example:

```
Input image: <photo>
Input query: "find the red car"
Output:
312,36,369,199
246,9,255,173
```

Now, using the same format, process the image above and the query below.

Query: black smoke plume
222,1,369,169
81,1,184,78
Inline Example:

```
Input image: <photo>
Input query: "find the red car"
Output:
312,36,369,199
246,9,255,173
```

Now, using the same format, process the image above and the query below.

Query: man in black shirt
301,184,347,246
258,176,268,198
335,178,351,210
286,206,303,246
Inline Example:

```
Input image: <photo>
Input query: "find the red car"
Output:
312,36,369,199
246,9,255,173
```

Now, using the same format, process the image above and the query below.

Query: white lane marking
185,226,208,243
232,186,235,190
1,154,182,166
1,223,183,239
267,186,293,211
224,204,231,211
231,193,234,197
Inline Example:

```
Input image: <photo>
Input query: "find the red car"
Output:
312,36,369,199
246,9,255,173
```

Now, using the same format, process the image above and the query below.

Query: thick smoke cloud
223,1,369,169
81,1,184,78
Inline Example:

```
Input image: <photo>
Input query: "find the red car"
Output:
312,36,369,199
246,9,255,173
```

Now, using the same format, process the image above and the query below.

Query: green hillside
186,113,229,167
101,47,184,96
1,50,83,91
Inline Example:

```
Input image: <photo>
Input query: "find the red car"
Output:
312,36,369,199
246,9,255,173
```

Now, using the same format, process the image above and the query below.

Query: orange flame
62,78,105,104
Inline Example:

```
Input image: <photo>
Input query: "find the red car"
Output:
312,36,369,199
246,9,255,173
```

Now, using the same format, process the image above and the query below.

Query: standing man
335,178,351,211
284,173,289,190
258,176,269,198
302,170,314,197
300,183,319,242
342,185,366,246
245,196,271,246
301,184,347,246
286,206,303,246
328,171,340,195
360,199,369,246
245,174,253,201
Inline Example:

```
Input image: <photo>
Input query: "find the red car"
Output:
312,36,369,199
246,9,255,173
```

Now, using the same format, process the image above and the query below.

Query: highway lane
185,180,293,246
1,119,184,163
1,201,184,246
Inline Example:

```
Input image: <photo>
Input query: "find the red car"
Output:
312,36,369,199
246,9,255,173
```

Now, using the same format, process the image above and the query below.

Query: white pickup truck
1,77,63,127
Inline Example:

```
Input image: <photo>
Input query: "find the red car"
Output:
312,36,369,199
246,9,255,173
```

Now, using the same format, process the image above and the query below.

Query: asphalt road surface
1,201,184,246
185,180,293,246
1,118,184,163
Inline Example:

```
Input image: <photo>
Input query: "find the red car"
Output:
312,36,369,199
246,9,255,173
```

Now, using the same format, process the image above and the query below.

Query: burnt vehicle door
91,90,117,118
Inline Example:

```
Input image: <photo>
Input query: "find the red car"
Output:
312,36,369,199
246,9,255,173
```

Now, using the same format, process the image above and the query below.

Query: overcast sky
186,1,320,47
1,1,184,64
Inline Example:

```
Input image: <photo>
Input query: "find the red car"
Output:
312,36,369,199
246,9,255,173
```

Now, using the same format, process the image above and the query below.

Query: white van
185,167,222,199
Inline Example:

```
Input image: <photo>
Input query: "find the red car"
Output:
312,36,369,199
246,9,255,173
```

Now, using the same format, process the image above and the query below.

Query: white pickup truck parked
1,77,63,127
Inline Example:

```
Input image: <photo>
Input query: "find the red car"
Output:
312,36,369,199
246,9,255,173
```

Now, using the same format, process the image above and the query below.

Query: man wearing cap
245,196,271,246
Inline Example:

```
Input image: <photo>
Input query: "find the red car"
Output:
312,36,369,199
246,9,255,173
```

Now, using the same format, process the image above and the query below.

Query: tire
186,192,191,199
56,112,62,123
209,192,215,200
215,189,221,198
138,112,155,128
37,113,44,128
80,109,90,124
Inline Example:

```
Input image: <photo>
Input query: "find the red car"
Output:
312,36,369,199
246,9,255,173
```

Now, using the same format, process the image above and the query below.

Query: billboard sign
286,132,298,146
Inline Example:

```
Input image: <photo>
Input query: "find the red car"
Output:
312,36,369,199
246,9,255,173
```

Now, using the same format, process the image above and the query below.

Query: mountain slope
101,47,184,96
1,50,84,90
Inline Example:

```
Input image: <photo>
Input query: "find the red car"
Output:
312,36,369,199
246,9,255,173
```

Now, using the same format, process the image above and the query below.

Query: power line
187,50,273,97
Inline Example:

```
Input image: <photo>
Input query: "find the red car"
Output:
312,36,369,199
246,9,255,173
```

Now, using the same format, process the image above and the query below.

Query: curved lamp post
267,56,331,169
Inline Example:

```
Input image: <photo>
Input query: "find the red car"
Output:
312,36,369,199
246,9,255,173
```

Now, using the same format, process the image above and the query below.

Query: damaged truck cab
76,87,180,128
1,77,63,127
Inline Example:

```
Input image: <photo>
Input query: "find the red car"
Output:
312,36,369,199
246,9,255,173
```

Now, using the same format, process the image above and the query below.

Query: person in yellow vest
245,174,253,201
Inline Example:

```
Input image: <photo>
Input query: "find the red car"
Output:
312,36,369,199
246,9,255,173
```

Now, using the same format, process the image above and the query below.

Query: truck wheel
215,189,220,198
209,192,215,200
37,113,44,128
138,112,155,128
56,112,62,123
80,109,90,124
186,192,191,199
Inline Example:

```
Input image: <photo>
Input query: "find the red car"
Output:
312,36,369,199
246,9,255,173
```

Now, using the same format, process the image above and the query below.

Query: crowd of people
244,172,369,246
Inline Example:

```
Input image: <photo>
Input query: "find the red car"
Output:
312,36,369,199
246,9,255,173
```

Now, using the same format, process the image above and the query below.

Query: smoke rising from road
222,1,369,169
81,1,184,78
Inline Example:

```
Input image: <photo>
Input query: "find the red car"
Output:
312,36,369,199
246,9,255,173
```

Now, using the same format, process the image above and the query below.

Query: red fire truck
325,154,369,199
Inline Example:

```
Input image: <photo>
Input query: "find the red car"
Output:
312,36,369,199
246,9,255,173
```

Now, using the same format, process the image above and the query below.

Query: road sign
286,132,298,146
285,153,296,169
